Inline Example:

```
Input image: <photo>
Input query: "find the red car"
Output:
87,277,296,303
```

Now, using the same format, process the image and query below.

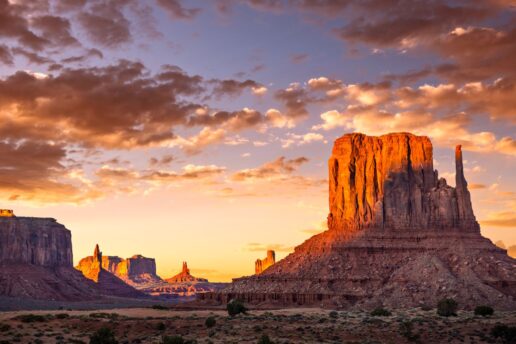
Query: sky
0,0,515,282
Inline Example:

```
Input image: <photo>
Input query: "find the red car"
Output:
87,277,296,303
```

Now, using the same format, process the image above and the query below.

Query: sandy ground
0,306,514,343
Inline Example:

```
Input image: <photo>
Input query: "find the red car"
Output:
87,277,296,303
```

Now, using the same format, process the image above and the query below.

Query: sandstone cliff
203,133,516,310
255,250,275,274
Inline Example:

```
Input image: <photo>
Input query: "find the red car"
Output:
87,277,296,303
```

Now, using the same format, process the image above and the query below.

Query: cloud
212,79,264,98
156,0,201,20
290,53,309,64
480,212,516,228
281,132,324,148
231,156,308,182
244,242,293,253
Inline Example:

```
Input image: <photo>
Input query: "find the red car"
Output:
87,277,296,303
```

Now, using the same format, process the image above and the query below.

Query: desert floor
0,306,515,343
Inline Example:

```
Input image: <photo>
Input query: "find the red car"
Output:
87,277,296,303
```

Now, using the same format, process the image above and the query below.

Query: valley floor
0,306,515,343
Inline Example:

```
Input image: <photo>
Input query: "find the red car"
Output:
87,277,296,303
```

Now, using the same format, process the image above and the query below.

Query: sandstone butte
255,250,276,274
200,132,516,310
0,216,140,301
165,262,208,283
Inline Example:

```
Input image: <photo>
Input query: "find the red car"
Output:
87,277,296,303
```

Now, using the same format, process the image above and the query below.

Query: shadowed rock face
327,133,478,233
203,133,515,310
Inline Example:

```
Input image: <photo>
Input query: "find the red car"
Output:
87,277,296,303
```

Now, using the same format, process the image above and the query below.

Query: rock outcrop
255,250,275,274
201,133,516,310
0,216,99,301
76,245,144,298
166,262,208,283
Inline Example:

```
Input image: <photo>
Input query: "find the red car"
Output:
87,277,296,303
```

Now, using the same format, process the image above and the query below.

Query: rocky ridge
201,133,516,310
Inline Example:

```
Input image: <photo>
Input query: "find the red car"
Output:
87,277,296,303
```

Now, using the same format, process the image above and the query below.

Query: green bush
162,335,184,344
491,324,516,343
329,311,339,318
227,299,247,317
205,316,216,328
257,334,274,344
14,314,48,323
370,307,391,316
89,327,118,344
474,305,494,317
437,298,458,317
56,313,70,319
399,321,420,343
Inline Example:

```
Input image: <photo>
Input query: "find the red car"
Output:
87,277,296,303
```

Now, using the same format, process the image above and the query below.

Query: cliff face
207,132,516,310
327,133,478,233
255,250,275,274
0,217,72,267
166,262,208,283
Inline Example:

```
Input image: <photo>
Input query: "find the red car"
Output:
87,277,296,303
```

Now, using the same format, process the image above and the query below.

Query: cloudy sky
1,0,515,281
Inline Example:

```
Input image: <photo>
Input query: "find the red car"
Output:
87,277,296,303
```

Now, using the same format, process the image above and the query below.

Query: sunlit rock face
328,133,478,233
166,262,208,283
203,133,516,310
255,250,275,274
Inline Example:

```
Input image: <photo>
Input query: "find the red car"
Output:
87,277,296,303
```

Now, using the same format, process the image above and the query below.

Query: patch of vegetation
152,305,168,310
55,313,70,319
156,322,166,331
474,305,494,317
437,298,458,317
89,327,118,344
14,314,48,323
89,313,119,320
162,335,185,344
0,323,11,332
370,307,392,317
205,316,216,328
257,334,274,344
399,321,421,343
491,324,516,343
329,311,339,318
227,299,247,317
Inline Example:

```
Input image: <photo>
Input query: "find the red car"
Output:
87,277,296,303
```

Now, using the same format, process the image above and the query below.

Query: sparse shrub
257,334,274,344
399,321,420,343
370,307,391,317
227,299,247,317
14,314,47,323
491,324,516,343
152,305,168,310
474,305,494,317
437,298,458,317
89,327,118,344
89,313,119,320
55,313,70,319
329,311,339,318
205,316,216,328
156,322,166,331
0,323,10,332
162,335,184,344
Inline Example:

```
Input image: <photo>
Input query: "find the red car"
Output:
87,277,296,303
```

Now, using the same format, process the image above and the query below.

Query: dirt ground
0,307,514,343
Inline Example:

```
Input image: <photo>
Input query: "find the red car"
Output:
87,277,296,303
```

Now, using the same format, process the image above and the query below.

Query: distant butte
201,132,516,310
255,250,275,274
166,262,208,283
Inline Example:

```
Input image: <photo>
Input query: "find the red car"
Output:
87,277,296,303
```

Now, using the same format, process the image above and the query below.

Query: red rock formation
166,262,208,283
76,244,144,298
255,250,275,274
203,133,516,310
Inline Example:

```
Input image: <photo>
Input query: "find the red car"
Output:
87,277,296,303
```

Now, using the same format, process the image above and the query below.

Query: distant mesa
255,250,275,274
201,132,516,310
0,209,14,217
166,262,208,283
495,240,516,259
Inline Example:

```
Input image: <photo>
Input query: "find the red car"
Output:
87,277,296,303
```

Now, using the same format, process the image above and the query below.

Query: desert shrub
162,335,184,344
370,307,391,316
152,305,168,310
156,322,166,331
437,298,458,317
399,321,420,343
474,305,494,317
491,324,516,343
55,313,70,319
89,313,119,320
14,314,48,323
257,334,274,344
0,323,10,332
89,327,118,344
205,316,216,328
227,299,247,317
329,311,339,318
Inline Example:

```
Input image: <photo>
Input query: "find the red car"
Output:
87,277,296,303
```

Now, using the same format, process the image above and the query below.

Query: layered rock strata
255,250,276,274
201,133,516,310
